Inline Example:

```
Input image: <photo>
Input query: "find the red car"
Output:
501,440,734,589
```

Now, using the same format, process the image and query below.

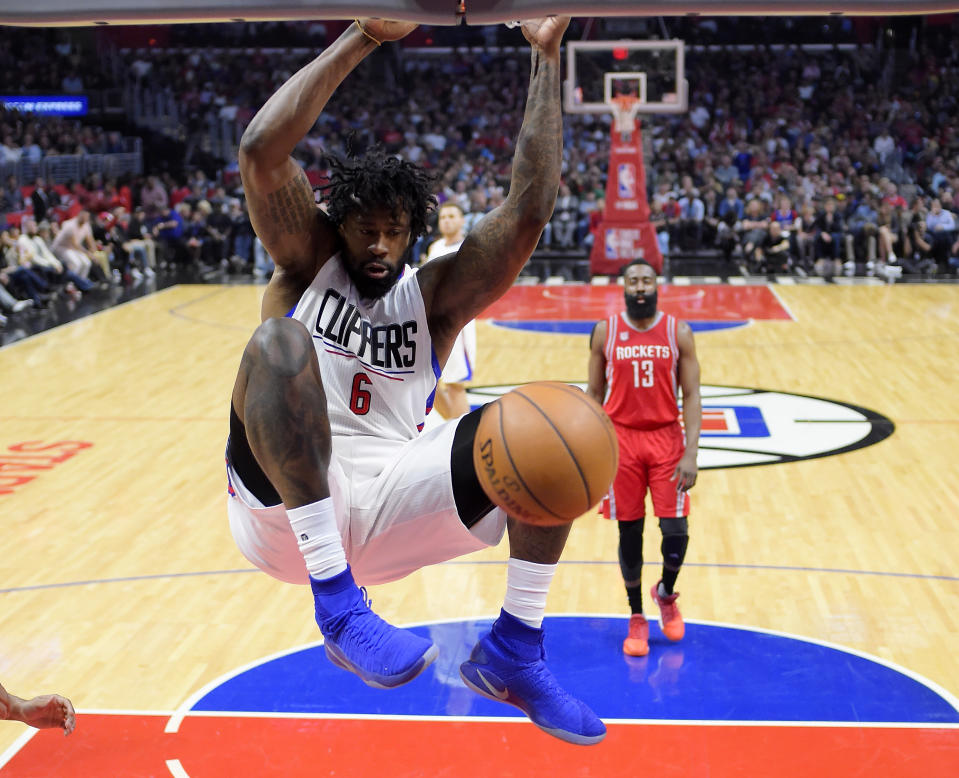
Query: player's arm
0,681,76,735
238,19,417,276
421,17,568,344
673,321,701,492
0,681,12,721
586,320,609,406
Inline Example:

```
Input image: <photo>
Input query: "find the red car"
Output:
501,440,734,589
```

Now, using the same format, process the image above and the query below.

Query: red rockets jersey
602,311,681,430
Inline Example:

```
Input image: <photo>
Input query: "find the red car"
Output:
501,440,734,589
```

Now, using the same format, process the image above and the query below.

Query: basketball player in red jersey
587,259,702,657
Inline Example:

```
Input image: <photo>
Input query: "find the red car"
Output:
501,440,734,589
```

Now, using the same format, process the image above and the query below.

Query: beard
625,291,657,320
343,244,413,299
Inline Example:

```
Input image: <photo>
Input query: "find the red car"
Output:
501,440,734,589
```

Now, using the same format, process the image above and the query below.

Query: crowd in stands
0,108,128,162
2,14,959,327
0,169,266,326
0,28,107,98
107,15,959,279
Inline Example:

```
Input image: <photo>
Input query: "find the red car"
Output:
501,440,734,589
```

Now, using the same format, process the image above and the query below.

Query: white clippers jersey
289,254,440,441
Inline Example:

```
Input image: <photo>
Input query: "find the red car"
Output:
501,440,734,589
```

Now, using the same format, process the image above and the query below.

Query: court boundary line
767,282,798,321
4,714,956,778
68,709,959,728
0,728,36,769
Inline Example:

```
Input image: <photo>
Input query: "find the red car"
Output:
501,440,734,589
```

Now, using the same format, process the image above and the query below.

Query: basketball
472,381,619,526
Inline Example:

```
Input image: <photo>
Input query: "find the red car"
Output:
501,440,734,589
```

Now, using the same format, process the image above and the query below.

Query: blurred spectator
30,178,58,223
813,197,845,277
794,202,818,275
924,198,957,272
740,199,770,267
0,275,34,319
140,176,169,218
151,204,187,267
545,184,578,248
122,207,157,277
846,195,880,273
19,216,93,295
227,200,254,270
873,128,896,165
2,226,53,307
51,211,106,283
463,188,490,233
1,136,22,164
576,191,601,245
676,176,705,250
252,236,275,280
757,221,792,275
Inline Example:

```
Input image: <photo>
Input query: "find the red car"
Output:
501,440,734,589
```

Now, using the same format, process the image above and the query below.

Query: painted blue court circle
192,616,958,724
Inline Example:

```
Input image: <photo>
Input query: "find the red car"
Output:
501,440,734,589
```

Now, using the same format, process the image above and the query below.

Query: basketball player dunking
224,17,605,744
587,259,702,657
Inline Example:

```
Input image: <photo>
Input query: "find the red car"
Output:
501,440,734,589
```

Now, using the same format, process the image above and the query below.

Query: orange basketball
472,381,619,526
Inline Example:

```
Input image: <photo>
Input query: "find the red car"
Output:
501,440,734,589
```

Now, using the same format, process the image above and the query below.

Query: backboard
565,40,687,116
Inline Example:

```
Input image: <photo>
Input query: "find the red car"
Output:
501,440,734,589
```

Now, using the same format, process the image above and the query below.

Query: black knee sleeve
617,518,645,582
451,405,495,529
658,516,689,572
658,517,688,536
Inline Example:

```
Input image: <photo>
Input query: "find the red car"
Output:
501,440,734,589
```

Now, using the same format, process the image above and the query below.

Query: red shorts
601,421,690,520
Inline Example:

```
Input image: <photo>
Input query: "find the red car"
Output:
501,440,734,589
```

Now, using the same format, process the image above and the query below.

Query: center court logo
464,384,894,469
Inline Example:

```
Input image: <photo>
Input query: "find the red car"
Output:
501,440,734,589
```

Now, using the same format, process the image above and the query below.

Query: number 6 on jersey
350,372,373,415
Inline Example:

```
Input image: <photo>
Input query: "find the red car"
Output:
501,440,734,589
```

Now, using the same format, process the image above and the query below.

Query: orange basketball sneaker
623,614,649,656
650,581,685,642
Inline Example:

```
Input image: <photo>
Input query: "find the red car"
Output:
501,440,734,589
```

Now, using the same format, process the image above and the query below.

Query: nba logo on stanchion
605,228,641,260
617,163,636,198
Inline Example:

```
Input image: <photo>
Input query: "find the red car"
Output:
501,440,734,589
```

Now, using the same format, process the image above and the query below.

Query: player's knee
247,317,314,379
658,516,688,537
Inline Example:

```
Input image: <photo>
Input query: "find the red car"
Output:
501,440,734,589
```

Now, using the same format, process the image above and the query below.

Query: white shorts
440,320,477,384
226,418,506,587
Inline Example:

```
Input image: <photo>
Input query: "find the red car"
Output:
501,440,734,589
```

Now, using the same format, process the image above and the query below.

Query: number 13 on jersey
632,359,654,387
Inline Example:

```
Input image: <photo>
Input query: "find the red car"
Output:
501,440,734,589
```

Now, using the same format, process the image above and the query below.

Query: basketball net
611,95,641,141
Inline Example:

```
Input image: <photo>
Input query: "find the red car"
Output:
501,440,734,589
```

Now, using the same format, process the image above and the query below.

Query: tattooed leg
506,518,572,565
232,316,332,508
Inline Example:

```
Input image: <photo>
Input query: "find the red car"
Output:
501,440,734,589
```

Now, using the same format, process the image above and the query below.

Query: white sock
287,498,347,581
503,558,557,628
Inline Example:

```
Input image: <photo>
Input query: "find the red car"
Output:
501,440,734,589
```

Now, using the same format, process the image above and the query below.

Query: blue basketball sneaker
459,610,606,745
311,566,438,689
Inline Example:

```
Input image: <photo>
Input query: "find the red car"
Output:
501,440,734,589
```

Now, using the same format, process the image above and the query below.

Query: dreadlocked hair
318,146,437,240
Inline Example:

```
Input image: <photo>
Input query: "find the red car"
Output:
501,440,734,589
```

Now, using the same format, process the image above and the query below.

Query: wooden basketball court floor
1,281,957,776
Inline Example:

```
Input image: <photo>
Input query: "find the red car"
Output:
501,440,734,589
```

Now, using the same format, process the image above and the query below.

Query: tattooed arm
420,17,568,352
238,19,417,282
